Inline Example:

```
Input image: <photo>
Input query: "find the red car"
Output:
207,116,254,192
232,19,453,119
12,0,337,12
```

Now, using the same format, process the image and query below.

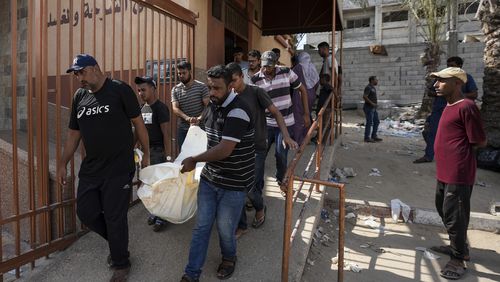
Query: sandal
430,245,470,261
440,260,466,280
252,206,266,229
216,257,237,280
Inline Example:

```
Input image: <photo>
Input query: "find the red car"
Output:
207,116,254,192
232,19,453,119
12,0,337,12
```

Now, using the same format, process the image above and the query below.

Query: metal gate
0,0,195,279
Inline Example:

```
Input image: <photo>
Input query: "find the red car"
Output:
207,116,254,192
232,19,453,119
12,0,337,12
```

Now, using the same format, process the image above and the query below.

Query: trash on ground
331,256,338,265
321,209,330,220
360,244,370,248
475,181,487,187
364,216,385,233
490,201,500,216
365,185,374,188
345,262,362,272
391,199,412,223
331,167,356,183
333,209,340,217
415,247,441,259
369,168,382,176
345,212,356,219
306,258,315,266
424,250,440,260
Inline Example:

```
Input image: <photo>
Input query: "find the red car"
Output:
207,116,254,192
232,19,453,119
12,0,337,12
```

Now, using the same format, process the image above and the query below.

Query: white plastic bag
137,126,207,224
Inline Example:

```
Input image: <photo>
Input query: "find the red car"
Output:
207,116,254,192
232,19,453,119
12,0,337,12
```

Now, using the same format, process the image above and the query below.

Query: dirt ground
301,110,500,282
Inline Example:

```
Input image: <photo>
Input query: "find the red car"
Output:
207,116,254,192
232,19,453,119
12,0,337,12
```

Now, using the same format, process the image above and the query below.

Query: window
346,18,370,29
458,2,479,14
382,11,408,22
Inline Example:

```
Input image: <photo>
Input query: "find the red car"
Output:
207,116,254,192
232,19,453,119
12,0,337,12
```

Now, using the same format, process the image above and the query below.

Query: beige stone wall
250,29,293,66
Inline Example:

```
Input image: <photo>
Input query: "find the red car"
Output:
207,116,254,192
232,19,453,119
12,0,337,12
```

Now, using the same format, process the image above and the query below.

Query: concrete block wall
336,42,485,107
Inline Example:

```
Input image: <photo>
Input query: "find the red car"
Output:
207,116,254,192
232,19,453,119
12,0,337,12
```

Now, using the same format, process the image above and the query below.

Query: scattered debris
365,185,374,188
330,167,357,183
345,262,362,273
331,256,338,265
424,251,440,260
306,258,315,266
364,216,385,233
345,213,356,219
475,181,487,187
390,199,412,223
360,244,370,248
490,201,500,216
416,247,440,259
321,209,330,220
369,168,381,176
333,209,340,217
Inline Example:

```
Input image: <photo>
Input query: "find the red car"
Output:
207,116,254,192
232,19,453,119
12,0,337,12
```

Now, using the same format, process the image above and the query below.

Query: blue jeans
184,179,246,279
177,126,189,150
238,149,266,229
363,105,380,140
267,126,292,184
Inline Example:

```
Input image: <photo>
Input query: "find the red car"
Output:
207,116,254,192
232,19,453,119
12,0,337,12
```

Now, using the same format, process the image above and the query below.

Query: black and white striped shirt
171,80,209,129
201,91,255,191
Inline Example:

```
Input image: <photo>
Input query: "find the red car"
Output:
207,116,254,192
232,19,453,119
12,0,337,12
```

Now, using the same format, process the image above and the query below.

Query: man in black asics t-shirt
57,54,150,282
135,75,170,232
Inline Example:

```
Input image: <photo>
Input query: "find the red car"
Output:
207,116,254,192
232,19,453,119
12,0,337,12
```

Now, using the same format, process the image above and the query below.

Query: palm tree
403,0,450,118
478,0,500,149
349,0,450,117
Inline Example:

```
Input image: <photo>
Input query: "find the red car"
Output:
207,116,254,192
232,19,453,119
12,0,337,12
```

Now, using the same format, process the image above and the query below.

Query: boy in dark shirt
135,76,170,232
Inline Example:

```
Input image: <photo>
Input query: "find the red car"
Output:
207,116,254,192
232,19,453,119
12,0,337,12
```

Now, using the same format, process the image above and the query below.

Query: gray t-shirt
363,84,377,108
171,80,209,129
237,84,273,151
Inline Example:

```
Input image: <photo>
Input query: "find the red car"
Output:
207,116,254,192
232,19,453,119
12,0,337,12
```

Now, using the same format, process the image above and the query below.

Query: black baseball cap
66,54,98,73
134,76,157,88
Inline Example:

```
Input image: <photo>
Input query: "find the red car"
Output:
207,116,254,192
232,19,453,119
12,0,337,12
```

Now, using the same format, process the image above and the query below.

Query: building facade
306,0,485,107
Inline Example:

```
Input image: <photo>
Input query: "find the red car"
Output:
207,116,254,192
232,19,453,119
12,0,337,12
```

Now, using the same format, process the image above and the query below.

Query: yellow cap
430,67,467,83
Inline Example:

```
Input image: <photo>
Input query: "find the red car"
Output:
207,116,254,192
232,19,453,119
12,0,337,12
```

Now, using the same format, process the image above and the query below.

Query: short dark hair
177,61,191,71
447,56,464,67
207,65,232,86
226,62,243,77
248,49,261,58
233,46,244,54
318,41,329,49
271,48,281,55
369,76,377,83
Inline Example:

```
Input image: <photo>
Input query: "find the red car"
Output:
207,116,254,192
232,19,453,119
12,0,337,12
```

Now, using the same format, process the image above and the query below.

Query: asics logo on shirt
77,105,110,118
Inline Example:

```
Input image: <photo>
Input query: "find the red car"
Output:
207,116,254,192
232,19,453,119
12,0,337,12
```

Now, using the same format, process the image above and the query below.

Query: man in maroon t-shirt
430,67,486,280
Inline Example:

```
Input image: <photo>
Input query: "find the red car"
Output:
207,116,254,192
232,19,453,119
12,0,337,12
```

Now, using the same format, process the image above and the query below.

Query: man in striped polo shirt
251,50,311,187
180,65,255,282
171,61,210,149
